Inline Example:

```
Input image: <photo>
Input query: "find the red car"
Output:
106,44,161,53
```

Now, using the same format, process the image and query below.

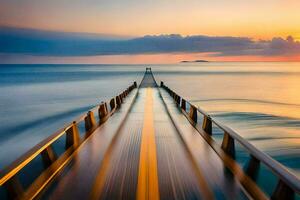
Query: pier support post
189,105,197,123
244,155,260,181
271,180,294,200
221,132,235,158
65,121,80,149
202,115,212,135
41,146,57,168
85,111,96,132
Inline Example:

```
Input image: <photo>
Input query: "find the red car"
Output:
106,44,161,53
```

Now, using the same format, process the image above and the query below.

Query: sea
0,62,299,180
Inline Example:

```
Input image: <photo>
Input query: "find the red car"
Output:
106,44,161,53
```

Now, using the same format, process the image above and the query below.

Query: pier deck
0,69,299,200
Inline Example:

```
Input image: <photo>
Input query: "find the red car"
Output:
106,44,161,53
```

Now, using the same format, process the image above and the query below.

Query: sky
1,0,300,63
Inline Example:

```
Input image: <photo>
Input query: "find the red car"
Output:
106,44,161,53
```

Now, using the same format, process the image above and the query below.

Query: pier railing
161,81,300,200
0,82,137,199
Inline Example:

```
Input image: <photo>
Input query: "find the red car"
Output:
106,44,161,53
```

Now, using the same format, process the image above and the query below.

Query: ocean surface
0,62,299,179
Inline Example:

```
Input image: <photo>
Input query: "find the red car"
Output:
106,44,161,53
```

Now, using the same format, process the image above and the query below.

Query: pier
0,68,299,200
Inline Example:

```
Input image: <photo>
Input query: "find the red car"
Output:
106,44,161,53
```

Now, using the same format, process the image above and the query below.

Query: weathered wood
98,102,108,123
119,94,123,103
245,155,260,181
110,98,116,110
65,121,80,149
176,95,180,105
181,99,186,111
85,111,96,132
4,175,24,200
271,180,294,200
221,132,235,158
202,115,212,135
116,96,122,108
41,146,57,168
189,105,197,123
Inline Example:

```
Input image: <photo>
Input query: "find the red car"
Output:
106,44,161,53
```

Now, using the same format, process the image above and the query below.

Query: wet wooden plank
152,88,213,200
90,90,146,200
40,90,138,199
159,88,260,200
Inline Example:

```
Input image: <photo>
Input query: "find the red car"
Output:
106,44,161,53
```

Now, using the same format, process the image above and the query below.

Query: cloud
1,26,300,57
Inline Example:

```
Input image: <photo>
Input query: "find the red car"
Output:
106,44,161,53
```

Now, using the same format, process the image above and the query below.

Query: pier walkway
0,69,299,200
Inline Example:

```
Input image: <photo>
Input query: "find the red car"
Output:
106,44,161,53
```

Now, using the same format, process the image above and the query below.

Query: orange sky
1,0,300,63
1,0,300,40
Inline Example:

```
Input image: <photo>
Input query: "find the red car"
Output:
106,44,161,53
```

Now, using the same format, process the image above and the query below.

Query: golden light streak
136,88,160,200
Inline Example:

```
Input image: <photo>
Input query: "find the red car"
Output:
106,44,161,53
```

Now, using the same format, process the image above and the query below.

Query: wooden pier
0,68,299,200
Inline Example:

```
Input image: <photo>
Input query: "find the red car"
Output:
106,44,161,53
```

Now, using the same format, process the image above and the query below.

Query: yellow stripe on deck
136,88,160,200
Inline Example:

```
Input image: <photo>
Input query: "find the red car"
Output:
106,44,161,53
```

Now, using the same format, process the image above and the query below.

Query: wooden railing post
181,99,186,111
41,146,57,168
4,176,24,200
244,155,260,181
176,95,181,105
110,98,116,110
119,94,123,103
85,111,96,132
189,105,197,123
221,132,235,158
98,102,108,124
202,115,212,135
172,92,176,100
271,180,294,200
116,95,122,108
65,121,80,149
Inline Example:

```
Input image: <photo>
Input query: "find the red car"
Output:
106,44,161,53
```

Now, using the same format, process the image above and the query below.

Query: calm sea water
0,63,299,178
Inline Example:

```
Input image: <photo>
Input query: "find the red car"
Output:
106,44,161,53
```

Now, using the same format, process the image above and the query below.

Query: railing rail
161,81,300,200
0,82,137,199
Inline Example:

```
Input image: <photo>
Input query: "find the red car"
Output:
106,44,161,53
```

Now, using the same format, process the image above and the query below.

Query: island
180,60,209,63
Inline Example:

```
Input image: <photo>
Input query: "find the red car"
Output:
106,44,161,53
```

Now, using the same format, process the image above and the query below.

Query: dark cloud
1,26,300,57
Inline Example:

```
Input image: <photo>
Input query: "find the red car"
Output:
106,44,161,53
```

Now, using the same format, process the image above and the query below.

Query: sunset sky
1,0,300,63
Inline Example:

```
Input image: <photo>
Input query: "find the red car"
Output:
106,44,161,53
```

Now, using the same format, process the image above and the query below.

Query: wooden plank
136,88,160,200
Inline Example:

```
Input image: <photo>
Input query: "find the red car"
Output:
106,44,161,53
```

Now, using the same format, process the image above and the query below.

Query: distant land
180,60,209,63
